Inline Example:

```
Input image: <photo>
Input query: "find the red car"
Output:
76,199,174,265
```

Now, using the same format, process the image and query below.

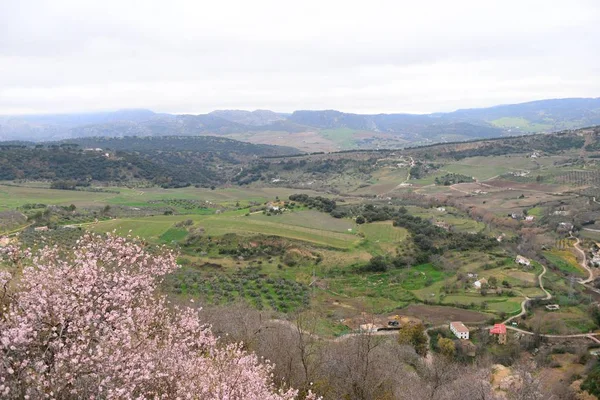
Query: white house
525,216,535,222
473,278,488,289
450,321,470,340
515,255,531,266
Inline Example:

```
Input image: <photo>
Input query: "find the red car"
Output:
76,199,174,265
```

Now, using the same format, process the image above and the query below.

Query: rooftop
450,321,469,333
490,323,506,334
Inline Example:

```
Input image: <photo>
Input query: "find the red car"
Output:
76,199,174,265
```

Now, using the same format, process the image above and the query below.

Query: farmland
2,127,600,342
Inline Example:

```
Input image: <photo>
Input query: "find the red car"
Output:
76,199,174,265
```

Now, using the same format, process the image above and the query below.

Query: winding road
497,243,600,343
502,263,551,326
572,235,595,284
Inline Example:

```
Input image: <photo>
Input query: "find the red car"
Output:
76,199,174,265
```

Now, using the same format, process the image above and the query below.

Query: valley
2,126,600,398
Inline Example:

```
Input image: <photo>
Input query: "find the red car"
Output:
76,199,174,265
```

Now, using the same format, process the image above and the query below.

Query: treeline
288,194,336,213
0,146,222,188
437,133,586,160
355,208,498,271
435,173,475,185
55,135,299,157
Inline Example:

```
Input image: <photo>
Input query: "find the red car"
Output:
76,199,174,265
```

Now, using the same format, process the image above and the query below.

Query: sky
1,0,599,115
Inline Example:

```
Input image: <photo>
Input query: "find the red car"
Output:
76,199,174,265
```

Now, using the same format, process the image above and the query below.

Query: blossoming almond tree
0,234,317,399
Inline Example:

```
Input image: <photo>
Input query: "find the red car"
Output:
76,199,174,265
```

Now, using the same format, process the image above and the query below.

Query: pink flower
0,234,317,400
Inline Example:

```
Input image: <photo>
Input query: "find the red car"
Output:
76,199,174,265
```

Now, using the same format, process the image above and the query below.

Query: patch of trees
409,162,439,179
397,323,428,357
434,173,474,185
288,194,336,213
582,361,600,397
232,162,270,185
391,210,497,263
443,133,586,160
56,135,299,157
0,146,221,188
329,204,400,222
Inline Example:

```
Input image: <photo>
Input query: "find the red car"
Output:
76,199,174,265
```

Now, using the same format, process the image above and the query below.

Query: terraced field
92,212,360,249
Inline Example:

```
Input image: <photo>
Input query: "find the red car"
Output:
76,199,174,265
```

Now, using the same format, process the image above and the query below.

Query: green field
0,184,323,211
319,128,358,149
543,250,586,278
92,213,360,249
406,206,486,233
490,117,554,133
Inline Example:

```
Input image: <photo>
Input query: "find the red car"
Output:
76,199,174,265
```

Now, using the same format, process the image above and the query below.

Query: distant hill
56,135,299,156
443,98,600,133
0,136,300,188
1,97,599,151
209,110,287,126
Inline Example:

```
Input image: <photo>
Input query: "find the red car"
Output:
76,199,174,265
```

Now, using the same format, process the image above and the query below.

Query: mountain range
2,97,600,152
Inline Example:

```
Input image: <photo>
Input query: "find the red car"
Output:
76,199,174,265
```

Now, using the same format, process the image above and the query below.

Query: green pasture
543,251,586,278
92,213,360,249
0,183,322,211
319,128,358,149
490,117,554,132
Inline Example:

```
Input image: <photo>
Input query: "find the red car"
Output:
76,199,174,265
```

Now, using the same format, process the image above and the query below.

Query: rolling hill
1,97,599,151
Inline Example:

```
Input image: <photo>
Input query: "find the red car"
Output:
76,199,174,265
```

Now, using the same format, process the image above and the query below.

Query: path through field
572,236,594,284
502,263,551,325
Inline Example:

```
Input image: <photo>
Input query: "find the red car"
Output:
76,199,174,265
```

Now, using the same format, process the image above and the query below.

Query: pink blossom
0,234,319,399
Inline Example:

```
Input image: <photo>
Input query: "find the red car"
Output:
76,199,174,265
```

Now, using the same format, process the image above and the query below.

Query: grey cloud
0,0,599,115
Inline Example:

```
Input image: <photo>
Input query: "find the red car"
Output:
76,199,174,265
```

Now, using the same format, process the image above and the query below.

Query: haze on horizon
1,0,599,116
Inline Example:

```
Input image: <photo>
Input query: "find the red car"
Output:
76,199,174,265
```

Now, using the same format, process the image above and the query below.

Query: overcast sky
1,0,599,115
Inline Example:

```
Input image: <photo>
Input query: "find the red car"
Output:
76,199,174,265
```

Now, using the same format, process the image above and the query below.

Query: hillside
0,136,300,188
446,98,600,132
1,98,599,151
56,135,299,156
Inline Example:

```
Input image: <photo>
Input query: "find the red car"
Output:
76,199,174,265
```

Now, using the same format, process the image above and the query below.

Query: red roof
490,323,506,334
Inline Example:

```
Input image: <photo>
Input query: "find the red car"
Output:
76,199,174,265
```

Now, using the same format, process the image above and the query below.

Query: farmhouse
525,216,535,222
515,255,531,266
490,323,507,345
450,321,469,340
473,278,488,289
558,222,574,232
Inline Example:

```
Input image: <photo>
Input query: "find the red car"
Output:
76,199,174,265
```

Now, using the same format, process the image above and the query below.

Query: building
525,216,535,222
515,255,531,266
473,278,488,289
490,323,507,344
545,304,560,311
450,321,470,340
558,222,574,232
34,226,49,232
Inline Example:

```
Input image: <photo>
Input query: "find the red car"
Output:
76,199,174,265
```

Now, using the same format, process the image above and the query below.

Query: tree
581,361,600,398
355,216,366,224
398,323,428,357
437,337,455,358
488,276,498,288
0,235,317,400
